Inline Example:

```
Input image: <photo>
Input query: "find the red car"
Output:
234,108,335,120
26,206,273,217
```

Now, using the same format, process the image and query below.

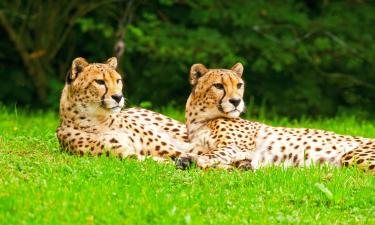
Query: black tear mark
218,77,226,112
101,83,108,107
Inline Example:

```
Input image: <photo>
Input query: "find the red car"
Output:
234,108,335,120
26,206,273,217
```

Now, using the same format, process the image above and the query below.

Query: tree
0,0,121,104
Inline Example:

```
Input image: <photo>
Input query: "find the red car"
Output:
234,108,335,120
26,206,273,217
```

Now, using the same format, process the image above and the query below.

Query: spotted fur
56,57,193,163
183,63,375,174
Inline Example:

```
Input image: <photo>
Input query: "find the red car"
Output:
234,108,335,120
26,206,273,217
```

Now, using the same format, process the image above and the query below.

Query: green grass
0,106,374,225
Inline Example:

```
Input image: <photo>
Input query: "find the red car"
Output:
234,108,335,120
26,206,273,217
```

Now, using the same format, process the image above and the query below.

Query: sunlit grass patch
0,107,374,224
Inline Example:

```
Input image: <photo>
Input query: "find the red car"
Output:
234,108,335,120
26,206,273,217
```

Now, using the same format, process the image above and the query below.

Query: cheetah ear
231,62,244,77
190,63,208,86
106,57,118,69
67,57,89,84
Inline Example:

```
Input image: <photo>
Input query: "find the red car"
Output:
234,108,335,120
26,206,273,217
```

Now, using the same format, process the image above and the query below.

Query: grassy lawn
0,106,374,225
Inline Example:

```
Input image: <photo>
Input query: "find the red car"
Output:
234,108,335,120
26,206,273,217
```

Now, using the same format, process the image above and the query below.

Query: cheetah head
187,63,245,120
65,57,124,114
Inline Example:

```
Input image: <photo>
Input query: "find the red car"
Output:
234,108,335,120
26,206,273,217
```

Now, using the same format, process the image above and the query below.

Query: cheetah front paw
233,159,253,170
175,156,194,170
175,153,198,170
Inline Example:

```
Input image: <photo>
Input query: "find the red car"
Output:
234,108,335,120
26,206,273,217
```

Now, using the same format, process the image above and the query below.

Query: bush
0,0,374,117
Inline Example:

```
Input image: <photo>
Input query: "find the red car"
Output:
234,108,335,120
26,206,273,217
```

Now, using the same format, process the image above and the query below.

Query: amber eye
213,83,224,90
95,79,105,85
237,83,243,89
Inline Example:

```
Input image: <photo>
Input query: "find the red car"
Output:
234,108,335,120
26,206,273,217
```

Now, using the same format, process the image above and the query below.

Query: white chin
227,110,241,118
110,107,122,113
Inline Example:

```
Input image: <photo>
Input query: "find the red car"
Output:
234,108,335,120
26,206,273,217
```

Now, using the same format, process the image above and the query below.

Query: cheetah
56,57,194,163
180,62,375,174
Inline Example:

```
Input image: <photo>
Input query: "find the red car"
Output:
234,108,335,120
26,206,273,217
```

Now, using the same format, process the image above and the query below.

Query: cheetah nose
111,94,123,103
229,98,241,107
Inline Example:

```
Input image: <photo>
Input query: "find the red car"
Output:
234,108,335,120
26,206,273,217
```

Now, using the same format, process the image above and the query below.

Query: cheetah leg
141,141,196,163
193,145,254,170
58,127,196,164
57,128,136,157
133,129,197,164
341,143,375,174
58,128,194,163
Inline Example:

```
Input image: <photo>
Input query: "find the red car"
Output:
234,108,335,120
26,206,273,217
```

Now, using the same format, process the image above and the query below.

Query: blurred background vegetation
0,0,374,118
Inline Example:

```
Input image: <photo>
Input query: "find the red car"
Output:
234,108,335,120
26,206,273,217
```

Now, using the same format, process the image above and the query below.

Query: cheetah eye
213,83,224,90
95,79,105,85
237,83,243,89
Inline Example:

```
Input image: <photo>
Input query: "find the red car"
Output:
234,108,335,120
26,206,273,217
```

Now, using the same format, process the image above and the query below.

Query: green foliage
0,0,374,117
1,108,375,224
76,18,114,38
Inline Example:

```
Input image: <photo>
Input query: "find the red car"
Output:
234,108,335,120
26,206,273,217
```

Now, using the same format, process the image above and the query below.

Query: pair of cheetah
56,57,375,174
